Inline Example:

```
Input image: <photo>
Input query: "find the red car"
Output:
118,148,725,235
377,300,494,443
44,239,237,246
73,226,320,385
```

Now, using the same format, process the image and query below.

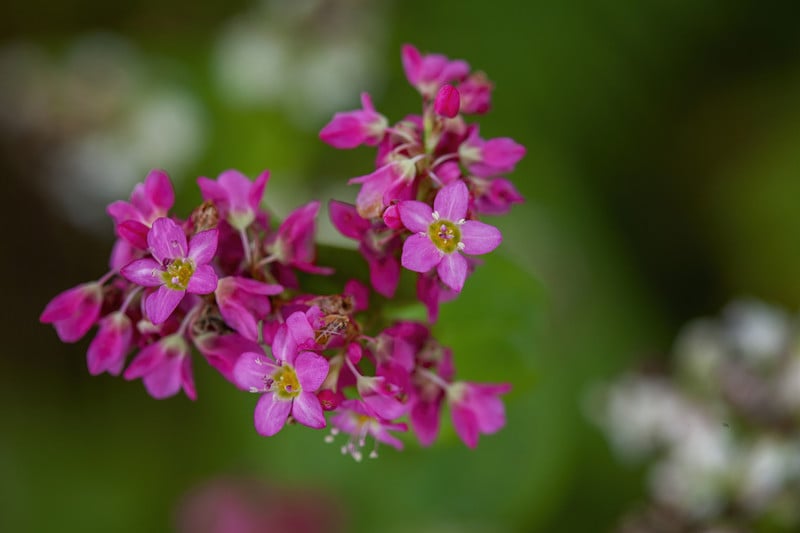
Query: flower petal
144,168,175,212
292,391,326,429
220,300,259,341
186,265,218,294
451,406,479,448
367,254,400,298
233,351,274,392
197,176,227,205
410,398,442,446
398,201,433,233
86,312,132,376
180,355,197,401
145,286,185,324
249,170,270,211
120,258,164,287
188,229,218,265
460,220,502,255
231,277,283,296
142,351,184,399
148,217,187,263
434,180,469,221
401,234,442,273
254,393,291,436
295,351,329,392
437,252,467,292
329,200,369,239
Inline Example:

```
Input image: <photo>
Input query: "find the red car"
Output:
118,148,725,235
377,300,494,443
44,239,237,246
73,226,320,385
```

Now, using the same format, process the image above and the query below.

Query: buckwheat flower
457,72,493,114
469,176,525,216
329,200,402,297
40,281,104,342
448,381,511,448
399,180,501,292
124,333,196,400
458,128,526,177
107,168,175,229
234,312,330,436
197,169,269,231
401,44,470,99
348,160,418,219
107,169,176,256
266,201,332,280
215,276,283,341
434,84,460,118
345,345,407,420
328,399,407,461
416,271,459,323
319,92,388,149
121,217,219,324
86,311,133,376
193,332,262,387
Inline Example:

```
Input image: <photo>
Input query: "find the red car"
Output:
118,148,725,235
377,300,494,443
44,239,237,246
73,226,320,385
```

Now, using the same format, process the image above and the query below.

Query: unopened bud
434,84,460,118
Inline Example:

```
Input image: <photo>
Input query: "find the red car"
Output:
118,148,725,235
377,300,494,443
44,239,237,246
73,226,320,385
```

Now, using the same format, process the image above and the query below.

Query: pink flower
348,161,418,219
197,170,269,231
401,44,470,98
345,348,407,420
319,93,388,149
234,312,330,436
434,84,461,118
459,128,526,177
107,168,175,228
399,181,502,292
107,169,176,253
469,176,525,215
329,400,407,461
121,217,219,324
124,334,196,400
40,281,103,342
194,332,263,387
267,201,332,276
416,270,459,323
457,72,493,114
329,200,402,298
87,311,133,376
448,381,511,448
215,277,283,341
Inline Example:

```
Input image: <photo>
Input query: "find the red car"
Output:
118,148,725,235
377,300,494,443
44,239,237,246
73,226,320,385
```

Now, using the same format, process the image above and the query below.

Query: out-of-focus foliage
3,0,800,531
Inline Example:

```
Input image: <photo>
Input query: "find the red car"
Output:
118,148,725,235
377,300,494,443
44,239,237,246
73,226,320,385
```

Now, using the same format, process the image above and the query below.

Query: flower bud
434,84,461,118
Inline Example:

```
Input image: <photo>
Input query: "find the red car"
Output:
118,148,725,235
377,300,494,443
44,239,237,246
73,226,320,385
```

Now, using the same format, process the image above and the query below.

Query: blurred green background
3,0,800,531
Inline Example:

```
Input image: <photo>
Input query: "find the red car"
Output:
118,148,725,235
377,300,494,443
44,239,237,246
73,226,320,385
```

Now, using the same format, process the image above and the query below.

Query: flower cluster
322,44,525,320
41,45,519,459
591,301,800,532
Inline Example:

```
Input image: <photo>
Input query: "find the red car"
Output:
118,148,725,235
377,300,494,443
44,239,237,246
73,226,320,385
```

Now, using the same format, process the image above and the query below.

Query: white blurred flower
649,414,734,518
723,299,789,364
674,319,726,385
737,438,800,513
0,34,207,233
212,0,392,128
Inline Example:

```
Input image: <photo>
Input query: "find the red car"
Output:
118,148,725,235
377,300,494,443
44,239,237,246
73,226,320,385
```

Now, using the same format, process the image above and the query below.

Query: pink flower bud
382,204,403,229
434,84,461,118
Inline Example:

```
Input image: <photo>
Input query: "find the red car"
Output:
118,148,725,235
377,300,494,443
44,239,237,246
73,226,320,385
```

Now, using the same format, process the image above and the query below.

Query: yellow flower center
428,220,461,254
272,364,301,399
161,258,195,290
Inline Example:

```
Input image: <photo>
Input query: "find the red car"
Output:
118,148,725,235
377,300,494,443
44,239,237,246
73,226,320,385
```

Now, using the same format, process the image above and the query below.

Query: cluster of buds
40,45,521,459
591,301,800,532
